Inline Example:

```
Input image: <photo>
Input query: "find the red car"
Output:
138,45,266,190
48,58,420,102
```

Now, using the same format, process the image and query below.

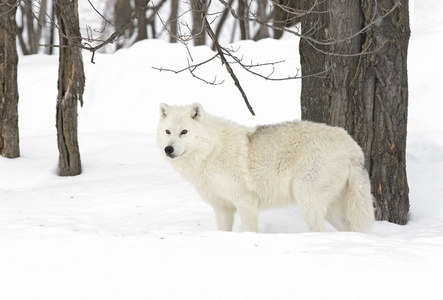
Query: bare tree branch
152,53,225,85
218,0,400,52
208,32,255,114
40,0,152,63
87,0,114,26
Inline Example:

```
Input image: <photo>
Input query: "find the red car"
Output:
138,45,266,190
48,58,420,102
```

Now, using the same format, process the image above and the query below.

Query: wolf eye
166,130,171,135
181,130,188,135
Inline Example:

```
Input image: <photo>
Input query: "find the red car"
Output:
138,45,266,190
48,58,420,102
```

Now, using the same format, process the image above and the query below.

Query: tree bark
169,0,179,43
54,0,85,176
237,0,249,40
134,0,148,42
299,0,410,224
190,0,207,46
253,0,270,41
114,0,134,49
272,0,301,39
46,1,56,55
0,0,20,158
16,0,47,55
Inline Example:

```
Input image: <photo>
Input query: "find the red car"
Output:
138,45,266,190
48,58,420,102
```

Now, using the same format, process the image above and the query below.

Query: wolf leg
326,199,350,231
298,207,327,232
293,186,330,232
213,204,236,231
325,190,350,231
236,203,259,232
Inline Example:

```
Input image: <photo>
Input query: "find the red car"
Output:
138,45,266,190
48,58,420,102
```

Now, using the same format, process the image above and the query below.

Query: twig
207,21,255,115
87,0,114,26
40,0,151,63
153,54,225,85
218,0,400,52
192,0,255,115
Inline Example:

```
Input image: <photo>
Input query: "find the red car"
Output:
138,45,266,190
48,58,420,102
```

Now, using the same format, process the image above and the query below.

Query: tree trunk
272,0,301,39
253,0,270,41
16,0,47,55
54,0,85,176
299,0,410,224
114,0,134,49
47,1,56,55
191,0,207,46
237,0,249,40
0,0,20,158
169,0,179,43
134,0,148,42
214,0,232,44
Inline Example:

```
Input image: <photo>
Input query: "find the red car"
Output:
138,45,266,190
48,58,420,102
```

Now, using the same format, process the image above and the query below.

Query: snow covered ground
1,1,443,299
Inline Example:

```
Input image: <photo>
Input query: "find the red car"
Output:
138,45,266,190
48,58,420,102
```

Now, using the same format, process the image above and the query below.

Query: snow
1,1,443,299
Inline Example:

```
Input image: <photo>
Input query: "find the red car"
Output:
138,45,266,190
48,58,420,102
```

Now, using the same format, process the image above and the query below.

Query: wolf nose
164,146,174,155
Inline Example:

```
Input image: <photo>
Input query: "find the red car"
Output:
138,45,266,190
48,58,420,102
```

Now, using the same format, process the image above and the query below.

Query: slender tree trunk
253,0,270,41
169,0,179,43
114,0,133,49
191,0,206,46
35,0,47,51
54,0,85,176
272,0,301,39
47,1,55,55
0,0,20,158
237,0,249,40
16,0,47,55
134,0,148,42
300,0,410,224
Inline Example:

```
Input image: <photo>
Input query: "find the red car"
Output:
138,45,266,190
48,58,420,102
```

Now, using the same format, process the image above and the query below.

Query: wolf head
157,103,211,160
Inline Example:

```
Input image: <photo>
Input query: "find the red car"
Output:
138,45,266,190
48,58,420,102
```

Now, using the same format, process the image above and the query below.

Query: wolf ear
191,102,203,120
160,103,170,118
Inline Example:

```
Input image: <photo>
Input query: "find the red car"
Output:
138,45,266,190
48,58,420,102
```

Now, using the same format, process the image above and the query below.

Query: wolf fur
157,103,375,232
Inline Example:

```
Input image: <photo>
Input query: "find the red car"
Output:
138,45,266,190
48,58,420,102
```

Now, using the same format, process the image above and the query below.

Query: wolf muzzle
164,146,175,158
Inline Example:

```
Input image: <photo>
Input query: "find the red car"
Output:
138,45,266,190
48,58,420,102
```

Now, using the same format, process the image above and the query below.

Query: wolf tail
345,159,375,232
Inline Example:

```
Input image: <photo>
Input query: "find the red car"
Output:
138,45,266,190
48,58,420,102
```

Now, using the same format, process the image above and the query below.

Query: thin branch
87,0,114,26
152,53,225,85
218,0,401,52
151,0,194,61
40,0,151,63
0,1,20,17
200,1,255,115
186,57,225,85
84,0,151,62
303,34,385,57
222,46,332,80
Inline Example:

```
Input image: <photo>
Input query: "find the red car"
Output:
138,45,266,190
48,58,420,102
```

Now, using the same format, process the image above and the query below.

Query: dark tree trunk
54,0,85,176
191,0,207,46
272,0,301,39
237,0,249,40
17,0,47,55
300,0,362,126
114,0,134,49
253,0,270,41
299,0,410,224
169,0,179,43
214,0,232,46
0,0,20,158
47,1,56,55
134,0,148,42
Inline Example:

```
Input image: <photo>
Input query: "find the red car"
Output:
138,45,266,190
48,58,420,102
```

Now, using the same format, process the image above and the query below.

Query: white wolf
157,103,375,232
